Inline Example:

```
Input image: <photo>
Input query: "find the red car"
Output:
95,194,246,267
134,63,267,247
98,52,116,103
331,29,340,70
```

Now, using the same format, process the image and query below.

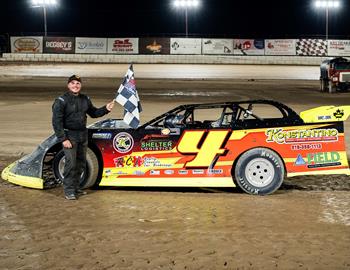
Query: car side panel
92,122,349,187
224,122,349,177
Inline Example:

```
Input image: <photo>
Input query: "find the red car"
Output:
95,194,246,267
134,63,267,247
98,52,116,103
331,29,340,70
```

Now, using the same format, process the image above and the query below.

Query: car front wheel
234,148,284,195
52,148,99,189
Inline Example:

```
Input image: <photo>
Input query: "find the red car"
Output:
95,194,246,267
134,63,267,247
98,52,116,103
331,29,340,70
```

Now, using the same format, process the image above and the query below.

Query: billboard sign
202,39,233,55
10,36,43,53
234,39,265,55
43,37,75,54
107,38,138,54
170,38,201,54
139,38,170,54
75,37,107,54
328,40,350,56
265,39,296,55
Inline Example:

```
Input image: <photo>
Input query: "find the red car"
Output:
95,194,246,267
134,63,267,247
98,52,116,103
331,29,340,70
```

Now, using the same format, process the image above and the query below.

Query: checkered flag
296,39,327,56
115,64,142,128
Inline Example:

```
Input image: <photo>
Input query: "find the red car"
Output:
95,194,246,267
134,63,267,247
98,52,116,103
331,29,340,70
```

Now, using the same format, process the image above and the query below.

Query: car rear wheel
53,148,99,189
234,148,284,195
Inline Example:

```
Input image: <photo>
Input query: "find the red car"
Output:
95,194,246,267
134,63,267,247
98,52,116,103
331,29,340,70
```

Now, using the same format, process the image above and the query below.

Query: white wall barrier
0,53,330,66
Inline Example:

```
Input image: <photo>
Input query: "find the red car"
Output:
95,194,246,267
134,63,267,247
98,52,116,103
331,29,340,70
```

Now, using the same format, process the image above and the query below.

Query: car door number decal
177,130,229,167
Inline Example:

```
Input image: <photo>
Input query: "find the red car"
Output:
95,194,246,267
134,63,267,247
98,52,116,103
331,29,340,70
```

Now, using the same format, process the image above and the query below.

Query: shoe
65,194,77,200
76,189,87,196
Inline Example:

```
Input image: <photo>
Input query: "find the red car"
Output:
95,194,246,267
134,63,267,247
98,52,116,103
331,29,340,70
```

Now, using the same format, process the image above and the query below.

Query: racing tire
52,148,99,189
234,148,284,195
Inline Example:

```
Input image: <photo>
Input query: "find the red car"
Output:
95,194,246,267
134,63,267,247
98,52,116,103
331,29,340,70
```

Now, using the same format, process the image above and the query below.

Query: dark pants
63,135,88,196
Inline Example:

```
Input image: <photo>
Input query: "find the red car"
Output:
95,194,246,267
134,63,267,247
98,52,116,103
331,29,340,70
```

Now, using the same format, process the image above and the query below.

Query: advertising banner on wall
139,38,170,54
264,39,296,55
43,37,75,54
10,36,43,53
75,37,107,54
170,38,201,54
107,38,138,54
202,39,233,55
328,40,350,56
296,39,327,56
234,39,265,55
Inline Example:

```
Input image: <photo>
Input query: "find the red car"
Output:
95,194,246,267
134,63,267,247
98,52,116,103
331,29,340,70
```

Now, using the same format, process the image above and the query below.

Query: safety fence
8,36,350,57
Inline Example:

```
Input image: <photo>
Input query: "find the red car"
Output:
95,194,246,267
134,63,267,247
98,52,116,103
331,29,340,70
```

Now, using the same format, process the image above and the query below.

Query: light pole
314,0,341,41
31,0,58,36
173,0,200,37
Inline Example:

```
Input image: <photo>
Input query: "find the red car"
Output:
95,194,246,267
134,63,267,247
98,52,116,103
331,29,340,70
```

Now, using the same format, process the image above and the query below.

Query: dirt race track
0,63,350,269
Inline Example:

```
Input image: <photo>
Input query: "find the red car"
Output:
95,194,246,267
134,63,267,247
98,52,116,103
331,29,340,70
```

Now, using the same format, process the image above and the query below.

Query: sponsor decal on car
294,154,307,166
143,157,172,167
164,170,174,175
161,128,171,135
208,169,223,174
307,151,341,168
334,109,344,119
113,132,134,153
92,133,112,139
318,115,331,120
178,170,188,175
141,139,173,151
113,155,173,168
294,151,341,168
192,169,205,174
291,143,322,151
266,128,338,144
115,170,128,175
114,156,143,167
150,170,160,175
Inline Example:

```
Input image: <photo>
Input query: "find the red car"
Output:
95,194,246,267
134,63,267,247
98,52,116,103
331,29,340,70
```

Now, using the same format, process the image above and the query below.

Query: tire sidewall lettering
235,148,284,195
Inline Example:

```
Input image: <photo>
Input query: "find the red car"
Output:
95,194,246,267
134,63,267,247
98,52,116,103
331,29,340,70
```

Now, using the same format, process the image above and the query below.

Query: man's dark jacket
52,91,109,142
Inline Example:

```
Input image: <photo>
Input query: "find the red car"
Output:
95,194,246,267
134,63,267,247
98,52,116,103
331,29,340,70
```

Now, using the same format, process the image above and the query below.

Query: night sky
0,0,349,39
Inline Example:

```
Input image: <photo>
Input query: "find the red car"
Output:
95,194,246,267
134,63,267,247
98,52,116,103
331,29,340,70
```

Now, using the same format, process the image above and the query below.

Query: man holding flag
115,64,142,129
52,75,115,200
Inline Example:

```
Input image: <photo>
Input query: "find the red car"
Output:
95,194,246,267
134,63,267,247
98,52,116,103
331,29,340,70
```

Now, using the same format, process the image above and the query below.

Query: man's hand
62,139,72,149
106,100,115,111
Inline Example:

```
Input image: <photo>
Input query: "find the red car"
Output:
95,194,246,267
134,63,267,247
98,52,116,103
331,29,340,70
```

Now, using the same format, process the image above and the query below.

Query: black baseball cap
68,74,82,84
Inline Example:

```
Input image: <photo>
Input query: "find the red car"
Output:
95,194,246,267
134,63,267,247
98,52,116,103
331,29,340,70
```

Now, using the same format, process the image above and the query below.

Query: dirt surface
1,64,350,269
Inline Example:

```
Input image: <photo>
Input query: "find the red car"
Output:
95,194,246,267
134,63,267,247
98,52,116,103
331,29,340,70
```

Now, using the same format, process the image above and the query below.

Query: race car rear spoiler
300,105,350,123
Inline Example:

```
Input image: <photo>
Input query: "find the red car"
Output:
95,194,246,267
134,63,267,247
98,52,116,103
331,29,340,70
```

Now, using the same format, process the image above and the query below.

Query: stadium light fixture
314,1,341,41
31,0,58,36
173,0,201,37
